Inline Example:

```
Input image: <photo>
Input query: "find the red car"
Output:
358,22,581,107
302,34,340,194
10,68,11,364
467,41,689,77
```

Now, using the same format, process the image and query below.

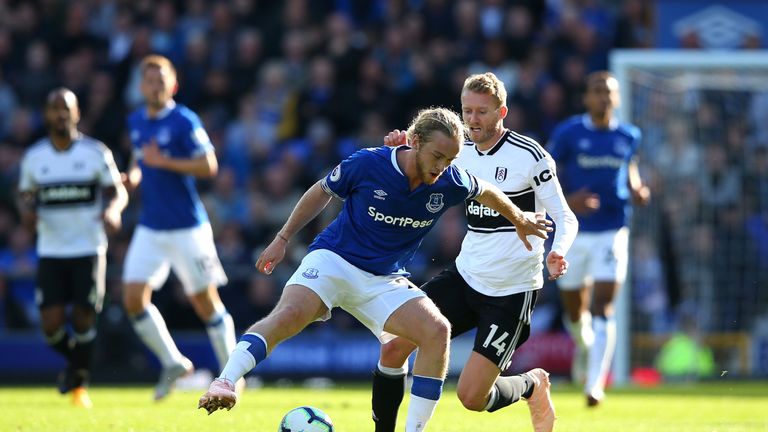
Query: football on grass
279,406,334,432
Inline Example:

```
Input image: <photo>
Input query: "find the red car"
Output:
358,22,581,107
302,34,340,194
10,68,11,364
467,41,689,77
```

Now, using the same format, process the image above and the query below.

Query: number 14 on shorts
483,324,509,356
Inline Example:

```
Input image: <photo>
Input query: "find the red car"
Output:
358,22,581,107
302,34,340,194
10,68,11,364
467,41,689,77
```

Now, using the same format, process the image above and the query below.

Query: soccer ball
279,406,334,432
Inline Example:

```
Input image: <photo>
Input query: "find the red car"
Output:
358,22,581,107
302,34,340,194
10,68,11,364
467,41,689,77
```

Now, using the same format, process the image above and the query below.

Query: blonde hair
406,107,466,146
140,54,177,79
462,73,507,109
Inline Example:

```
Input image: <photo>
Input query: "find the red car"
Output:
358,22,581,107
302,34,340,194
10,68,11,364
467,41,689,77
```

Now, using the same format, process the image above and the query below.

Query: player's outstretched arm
256,180,333,274
474,179,552,250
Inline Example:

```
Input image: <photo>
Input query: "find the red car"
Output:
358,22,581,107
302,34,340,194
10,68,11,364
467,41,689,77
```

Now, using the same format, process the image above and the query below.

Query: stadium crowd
0,0,765,368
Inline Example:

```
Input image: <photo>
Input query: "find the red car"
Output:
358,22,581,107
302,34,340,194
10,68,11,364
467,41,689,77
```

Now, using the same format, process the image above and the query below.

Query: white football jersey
19,136,122,257
455,130,577,296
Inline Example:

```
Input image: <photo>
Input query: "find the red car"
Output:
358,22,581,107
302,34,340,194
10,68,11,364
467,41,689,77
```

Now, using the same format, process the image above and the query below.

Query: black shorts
422,265,538,371
37,255,106,312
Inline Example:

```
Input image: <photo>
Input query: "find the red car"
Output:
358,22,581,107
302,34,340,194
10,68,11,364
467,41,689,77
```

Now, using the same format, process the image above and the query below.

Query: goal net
611,50,768,383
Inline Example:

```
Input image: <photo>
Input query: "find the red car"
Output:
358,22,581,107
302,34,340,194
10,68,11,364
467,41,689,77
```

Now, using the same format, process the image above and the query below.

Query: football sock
406,375,443,432
486,374,534,412
205,308,236,371
45,326,73,360
586,316,616,398
565,311,594,349
130,304,184,368
70,327,96,388
372,361,407,432
219,332,267,383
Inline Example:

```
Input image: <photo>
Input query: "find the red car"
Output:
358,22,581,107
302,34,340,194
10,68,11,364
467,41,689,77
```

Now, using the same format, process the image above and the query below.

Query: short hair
46,87,78,107
585,71,617,90
462,73,507,109
140,54,177,79
406,107,466,146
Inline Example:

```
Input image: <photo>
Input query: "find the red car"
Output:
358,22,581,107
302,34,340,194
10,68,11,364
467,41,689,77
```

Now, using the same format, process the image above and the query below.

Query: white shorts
557,227,629,291
123,223,228,294
286,249,425,342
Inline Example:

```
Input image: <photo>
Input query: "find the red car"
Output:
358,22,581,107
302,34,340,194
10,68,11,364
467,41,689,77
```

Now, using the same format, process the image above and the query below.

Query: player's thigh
591,227,630,284
421,265,478,337
123,226,171,289
557,233,593,290
473,290,538,371
70,255,105,314
36,258,73,309
168,224,228,295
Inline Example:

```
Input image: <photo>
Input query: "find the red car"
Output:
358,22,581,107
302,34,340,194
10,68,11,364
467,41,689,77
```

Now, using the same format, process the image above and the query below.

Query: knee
457,388,487,412
71,309,96,333
380,339,415,366
122,287,144,316
270,303,309,332
417,315,450,350
40,318,64,336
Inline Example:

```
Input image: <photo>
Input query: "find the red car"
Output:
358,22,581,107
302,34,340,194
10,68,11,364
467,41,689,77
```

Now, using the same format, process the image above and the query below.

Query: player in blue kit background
198,107,551,432
122,55,237,400
548,71,650,407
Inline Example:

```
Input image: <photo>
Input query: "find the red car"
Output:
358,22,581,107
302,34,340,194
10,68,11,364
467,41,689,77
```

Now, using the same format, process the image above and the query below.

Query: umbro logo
374,189,387,200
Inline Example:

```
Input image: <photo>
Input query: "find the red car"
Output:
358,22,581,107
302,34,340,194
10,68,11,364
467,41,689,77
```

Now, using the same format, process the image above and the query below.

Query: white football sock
131,303,183,368
218,333,267,383
206,309,237,371
586,316,616,398
406,375,443,432
565,311,594,349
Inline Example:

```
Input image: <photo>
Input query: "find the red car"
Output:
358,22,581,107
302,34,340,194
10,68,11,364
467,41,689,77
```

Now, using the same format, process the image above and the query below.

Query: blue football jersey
127,103,213,230
310,146,482,276
548,114,641,232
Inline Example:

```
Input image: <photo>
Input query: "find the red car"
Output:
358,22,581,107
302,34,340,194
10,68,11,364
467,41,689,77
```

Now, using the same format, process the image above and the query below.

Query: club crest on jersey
302,268,319,279
330,165,341,182
495,167,507,183
426,193,444,213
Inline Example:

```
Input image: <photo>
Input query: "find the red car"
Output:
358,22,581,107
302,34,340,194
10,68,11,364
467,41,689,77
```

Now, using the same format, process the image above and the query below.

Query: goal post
610,50,768,385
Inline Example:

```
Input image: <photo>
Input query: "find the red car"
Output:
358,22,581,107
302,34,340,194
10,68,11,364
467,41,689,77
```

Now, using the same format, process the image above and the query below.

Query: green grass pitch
2,381,767,431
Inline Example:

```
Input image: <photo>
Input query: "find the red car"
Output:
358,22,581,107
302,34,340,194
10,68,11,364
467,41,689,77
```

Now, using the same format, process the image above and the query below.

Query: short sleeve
447,165,482,201
18,153,35,192
182,112,214,157
547,123,569,163
320,150,367,200
100,147,122,187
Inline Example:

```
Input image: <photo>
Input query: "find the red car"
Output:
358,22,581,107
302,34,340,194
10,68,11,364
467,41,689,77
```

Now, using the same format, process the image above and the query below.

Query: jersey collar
390,145,407,176
145,100,177,120
582,113,619,131
474,129,510,156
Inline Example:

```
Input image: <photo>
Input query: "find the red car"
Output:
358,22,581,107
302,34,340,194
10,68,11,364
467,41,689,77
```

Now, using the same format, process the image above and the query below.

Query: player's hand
141,139,167,168
383,129,408,147
546,250,568,281
567,188,600,215
256,234,288,275
102,207,122,235
515,211,552,251
631,185,651,206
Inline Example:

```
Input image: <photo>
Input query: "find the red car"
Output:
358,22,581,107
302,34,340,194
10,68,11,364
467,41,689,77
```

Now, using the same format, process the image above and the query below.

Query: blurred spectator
0,69,17,139
0,227,38,328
